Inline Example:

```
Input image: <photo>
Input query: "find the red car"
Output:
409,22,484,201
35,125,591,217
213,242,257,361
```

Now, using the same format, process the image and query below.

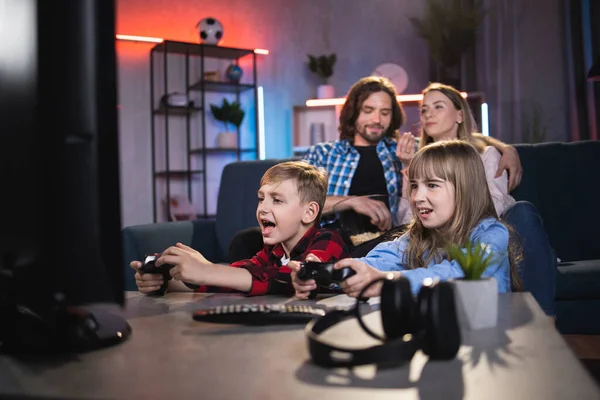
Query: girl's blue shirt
356,217,511,294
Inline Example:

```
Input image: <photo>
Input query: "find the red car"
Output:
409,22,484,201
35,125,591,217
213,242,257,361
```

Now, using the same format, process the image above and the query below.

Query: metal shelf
189,80,255,93
151,40,254,59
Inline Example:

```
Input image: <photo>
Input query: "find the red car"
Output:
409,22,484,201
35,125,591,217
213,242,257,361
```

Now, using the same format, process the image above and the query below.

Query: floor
563,334,600,384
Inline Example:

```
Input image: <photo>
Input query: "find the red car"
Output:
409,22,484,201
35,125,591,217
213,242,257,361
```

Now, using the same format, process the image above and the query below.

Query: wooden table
0,292,598,399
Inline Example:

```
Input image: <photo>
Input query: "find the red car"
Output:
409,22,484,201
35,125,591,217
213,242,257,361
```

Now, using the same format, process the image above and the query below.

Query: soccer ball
196,17,223,45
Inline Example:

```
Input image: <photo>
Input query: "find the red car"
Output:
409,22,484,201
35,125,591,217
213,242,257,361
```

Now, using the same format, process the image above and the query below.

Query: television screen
0,0,129,352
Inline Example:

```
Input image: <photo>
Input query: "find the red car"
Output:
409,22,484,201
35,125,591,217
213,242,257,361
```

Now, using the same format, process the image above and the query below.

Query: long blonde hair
418,82,485,153
404,141,522,290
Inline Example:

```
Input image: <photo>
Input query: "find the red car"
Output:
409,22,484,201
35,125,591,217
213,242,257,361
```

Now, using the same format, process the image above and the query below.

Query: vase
452,278,498,330
317,84,335,99
217,132,237,148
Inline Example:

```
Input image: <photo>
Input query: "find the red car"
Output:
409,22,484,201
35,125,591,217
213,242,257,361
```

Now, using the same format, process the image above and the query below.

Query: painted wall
116,0,568,228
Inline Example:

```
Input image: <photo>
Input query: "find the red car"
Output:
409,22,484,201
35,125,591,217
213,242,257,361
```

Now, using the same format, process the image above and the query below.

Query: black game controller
296,261,356,299
138,254,175,296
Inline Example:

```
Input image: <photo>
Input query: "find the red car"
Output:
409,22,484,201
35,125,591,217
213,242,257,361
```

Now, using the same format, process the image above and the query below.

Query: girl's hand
334,258,390,298
289,253,320,300
157,242,213,285
395,132,416,167
130,260,163,294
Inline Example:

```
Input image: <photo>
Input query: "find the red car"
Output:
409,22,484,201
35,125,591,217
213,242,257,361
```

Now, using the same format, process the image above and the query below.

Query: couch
122,141,600,334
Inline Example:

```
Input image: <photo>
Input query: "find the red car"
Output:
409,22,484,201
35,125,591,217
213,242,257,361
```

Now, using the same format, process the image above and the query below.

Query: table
1,292,599,399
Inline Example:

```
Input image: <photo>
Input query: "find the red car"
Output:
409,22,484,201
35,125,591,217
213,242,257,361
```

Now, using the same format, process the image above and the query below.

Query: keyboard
192,303,326,325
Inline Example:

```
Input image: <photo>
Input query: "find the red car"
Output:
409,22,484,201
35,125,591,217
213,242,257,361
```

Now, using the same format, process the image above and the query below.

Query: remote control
296,261,356,299
192,303,327,325
139,254,175,296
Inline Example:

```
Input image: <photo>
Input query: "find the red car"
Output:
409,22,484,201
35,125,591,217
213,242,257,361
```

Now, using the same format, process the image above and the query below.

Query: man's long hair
338,76,405,142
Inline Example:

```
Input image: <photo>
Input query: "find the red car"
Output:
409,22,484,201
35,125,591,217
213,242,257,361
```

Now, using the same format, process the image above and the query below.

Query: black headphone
305,276,461,368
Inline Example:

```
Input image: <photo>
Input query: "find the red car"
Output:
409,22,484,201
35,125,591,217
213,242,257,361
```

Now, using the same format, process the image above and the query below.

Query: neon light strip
481,103,489,136
306,92,469,107
115,35,269,56
257,86,266,160
115,34,163,43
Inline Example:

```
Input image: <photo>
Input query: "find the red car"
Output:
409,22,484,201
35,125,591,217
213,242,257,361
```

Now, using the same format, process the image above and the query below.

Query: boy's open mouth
261,219,276,235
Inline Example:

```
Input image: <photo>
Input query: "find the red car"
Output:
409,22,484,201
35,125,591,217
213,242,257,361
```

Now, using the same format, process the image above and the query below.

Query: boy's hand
334,258,390,298
157,242,213,285
130,260,163,294
289,253,320,300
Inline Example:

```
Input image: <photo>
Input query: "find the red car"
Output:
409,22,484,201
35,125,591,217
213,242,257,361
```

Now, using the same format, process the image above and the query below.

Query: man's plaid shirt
303,137,403,224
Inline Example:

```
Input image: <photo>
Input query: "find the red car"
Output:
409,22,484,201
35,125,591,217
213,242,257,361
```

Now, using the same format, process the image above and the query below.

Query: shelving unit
150,40,259,222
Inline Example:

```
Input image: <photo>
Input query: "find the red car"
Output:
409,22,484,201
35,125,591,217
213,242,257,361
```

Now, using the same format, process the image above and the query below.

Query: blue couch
122,141,600,334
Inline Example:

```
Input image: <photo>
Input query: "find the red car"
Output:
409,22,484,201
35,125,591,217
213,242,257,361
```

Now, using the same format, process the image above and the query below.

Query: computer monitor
0,0,130,352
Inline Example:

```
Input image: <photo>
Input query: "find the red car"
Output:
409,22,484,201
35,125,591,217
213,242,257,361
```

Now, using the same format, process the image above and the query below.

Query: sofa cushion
512,141,600,262
555,260,600,300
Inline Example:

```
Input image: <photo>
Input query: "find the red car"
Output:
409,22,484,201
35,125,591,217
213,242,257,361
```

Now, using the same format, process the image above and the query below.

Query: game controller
138,254,175,296
296,261,356,299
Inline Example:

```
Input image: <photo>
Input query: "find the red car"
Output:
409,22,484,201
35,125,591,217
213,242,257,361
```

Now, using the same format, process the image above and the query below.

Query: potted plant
210,98,245,148
409,0,487,89
446,240,499,330
307,53,337,99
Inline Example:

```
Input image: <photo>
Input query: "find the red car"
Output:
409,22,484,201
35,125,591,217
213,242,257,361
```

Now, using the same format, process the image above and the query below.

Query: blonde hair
404,141,522,290
260,161,328,223
418,82,485,153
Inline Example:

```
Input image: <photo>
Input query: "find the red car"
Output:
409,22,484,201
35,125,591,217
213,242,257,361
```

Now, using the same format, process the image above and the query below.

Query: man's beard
355,124,386,145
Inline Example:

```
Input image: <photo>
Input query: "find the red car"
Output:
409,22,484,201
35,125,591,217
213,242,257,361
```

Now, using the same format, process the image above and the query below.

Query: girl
291,140,522,298
396,82,515,224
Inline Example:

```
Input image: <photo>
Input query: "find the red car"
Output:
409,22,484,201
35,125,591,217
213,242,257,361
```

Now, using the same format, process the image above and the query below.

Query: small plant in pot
446,240,500,330
307,53,337,99
210,98,245,148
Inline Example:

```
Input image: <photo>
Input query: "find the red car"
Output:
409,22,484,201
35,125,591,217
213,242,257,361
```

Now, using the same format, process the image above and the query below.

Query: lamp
588,56,600,82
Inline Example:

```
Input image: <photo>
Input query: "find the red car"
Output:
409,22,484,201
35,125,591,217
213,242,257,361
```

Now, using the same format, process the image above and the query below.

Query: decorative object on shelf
371,63,409,94
196,17,223,45
225,62,243,83
408,0,487,89
160,92,194,108
166,195,196,221
210,98,245,148
447,240,499,330
203,71,220,82
307,53,337,99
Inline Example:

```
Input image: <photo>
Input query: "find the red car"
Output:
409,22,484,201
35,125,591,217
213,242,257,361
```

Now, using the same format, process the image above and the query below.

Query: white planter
217,132,237,148
452,278,498,330
317,84,335,99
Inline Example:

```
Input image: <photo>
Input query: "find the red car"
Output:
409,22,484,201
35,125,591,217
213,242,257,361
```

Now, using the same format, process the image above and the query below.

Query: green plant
307,54,337,84
446,241,495,280
409,0,487,68
210,98,245,132
522,102,548,143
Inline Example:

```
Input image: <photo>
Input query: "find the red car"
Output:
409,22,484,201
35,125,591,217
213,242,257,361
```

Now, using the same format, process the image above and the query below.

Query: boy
130,161,349,296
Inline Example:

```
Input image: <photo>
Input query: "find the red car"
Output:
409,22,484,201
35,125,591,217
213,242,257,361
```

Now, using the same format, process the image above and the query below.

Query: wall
117,0,568,228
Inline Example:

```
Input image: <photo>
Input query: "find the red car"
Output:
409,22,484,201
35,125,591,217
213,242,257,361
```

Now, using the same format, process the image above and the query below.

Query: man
303,76,522,240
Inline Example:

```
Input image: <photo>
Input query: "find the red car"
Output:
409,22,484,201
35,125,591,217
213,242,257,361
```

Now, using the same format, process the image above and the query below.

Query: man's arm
473,133,522,191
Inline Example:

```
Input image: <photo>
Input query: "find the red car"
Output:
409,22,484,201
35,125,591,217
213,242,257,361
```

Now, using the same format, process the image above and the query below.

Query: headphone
305,276,461,368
